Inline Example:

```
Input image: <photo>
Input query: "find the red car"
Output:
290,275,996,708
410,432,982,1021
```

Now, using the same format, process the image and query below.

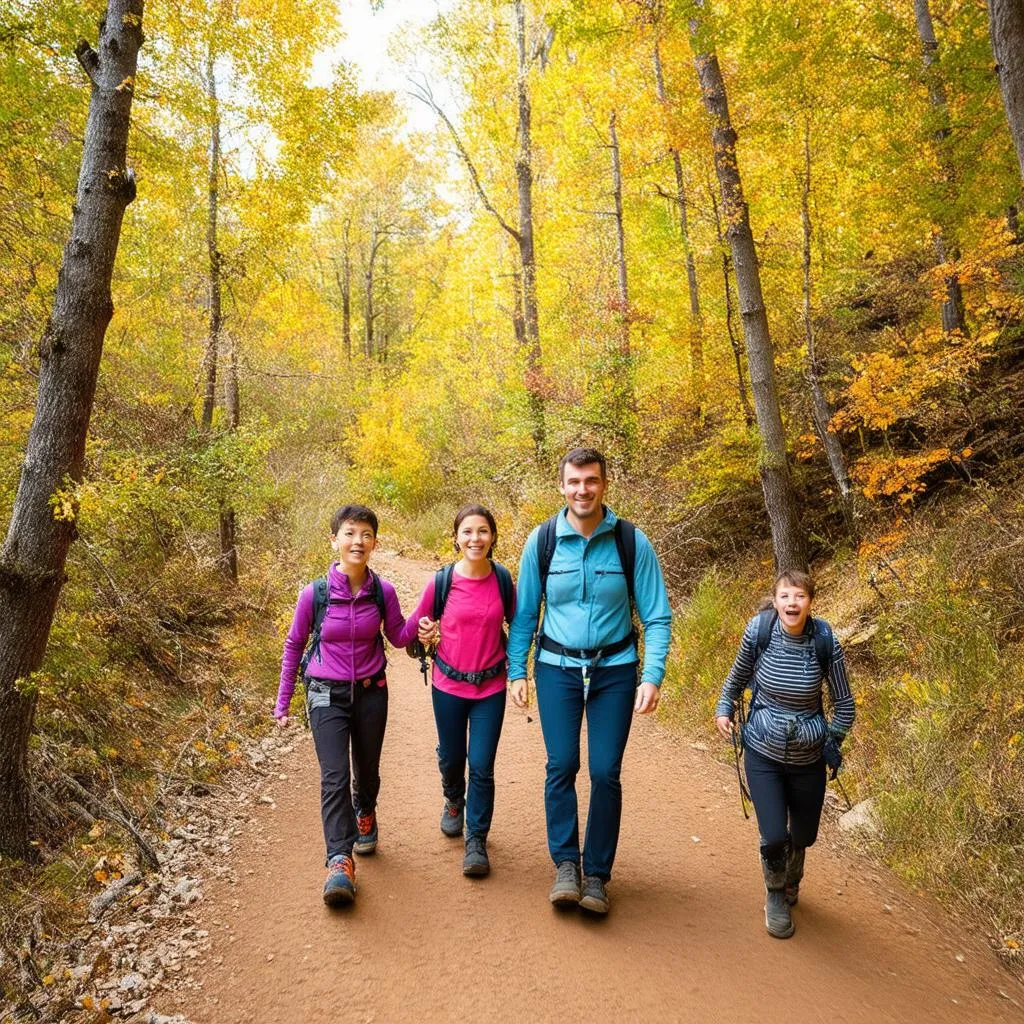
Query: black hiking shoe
549,861,581,905
579,875,610,915
440,798,464,838
462,834,490,877
785,845,805,906
762,852,794,938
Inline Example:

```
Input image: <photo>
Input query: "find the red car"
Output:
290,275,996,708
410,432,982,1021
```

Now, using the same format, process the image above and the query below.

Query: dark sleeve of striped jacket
825,634,855,739
714,618,759,719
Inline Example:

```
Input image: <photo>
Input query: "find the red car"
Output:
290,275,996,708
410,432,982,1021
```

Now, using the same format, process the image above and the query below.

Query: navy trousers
744,744,826,860
432,686,506,838
534,661,637,880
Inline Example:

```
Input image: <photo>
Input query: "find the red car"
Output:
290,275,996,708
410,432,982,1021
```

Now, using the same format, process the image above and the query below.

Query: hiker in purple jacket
274,504,408,906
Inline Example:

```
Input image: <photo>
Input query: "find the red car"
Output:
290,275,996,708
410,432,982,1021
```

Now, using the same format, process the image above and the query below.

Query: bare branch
407,76,521,243
75,39,100,85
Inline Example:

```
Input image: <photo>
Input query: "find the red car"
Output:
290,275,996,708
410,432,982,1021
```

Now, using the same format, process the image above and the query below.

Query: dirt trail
156,554,1022,1024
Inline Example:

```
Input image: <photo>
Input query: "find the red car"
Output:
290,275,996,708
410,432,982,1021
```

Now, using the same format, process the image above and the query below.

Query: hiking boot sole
323,886,355,907
353,839,377,855
463,860,490,877
765,909,795,938
579,893,609,914
549,888,581,906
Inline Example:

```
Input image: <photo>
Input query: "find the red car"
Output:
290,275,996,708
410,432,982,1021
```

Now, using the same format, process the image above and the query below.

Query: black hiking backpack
299,569,388,678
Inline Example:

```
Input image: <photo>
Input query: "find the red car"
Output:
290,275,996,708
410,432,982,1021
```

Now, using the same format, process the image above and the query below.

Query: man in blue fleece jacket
508,447,672,914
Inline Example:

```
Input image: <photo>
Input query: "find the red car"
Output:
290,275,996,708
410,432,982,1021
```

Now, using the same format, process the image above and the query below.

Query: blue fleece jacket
507,507,673,685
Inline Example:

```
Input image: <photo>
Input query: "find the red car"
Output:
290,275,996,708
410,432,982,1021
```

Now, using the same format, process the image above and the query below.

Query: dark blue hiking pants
534,661,638,881
431,686,506,839
744,744,826,861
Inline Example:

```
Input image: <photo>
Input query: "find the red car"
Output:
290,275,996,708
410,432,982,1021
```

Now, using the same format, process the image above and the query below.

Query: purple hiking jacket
274,563,407,719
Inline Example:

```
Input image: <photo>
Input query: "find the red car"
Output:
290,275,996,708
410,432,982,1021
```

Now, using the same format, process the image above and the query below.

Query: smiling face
330,518,377,572
558,461,607,524
773,578,812,635
456,514,495,563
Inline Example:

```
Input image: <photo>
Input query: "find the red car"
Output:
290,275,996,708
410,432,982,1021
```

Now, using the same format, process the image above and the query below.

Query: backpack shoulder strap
811,617,834,677
300,575,331,674
367,569,387,624
433,564,456,622
536,516,559,599
754,609,775,659
612,518,637,613
493,561,515,623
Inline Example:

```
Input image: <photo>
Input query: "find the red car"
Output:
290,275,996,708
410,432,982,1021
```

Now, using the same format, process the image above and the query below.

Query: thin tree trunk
334,217,352,360
609,110,630,352
710,184,754,427
988,0,1024,180
200,50,221,430
914,0,967,334
690,9,807,572
801,121,856,538
515,0,546,457
364,227,378,359
218,332,239,581
653,40,706,421
0,0,144,859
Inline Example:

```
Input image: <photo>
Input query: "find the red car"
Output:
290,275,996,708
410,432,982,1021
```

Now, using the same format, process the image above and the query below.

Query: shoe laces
466,835,486,855
328,855,354,880
556,861,578,884
357,812,376,836
445,801,462,817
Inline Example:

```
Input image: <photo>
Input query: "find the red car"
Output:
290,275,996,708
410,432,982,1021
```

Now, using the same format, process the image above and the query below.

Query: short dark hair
773,569,815,600
331,504,379,537
453,504,498,558
558,447,606,482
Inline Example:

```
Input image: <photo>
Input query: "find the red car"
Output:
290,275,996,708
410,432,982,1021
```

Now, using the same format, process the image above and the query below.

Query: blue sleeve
632,529,673,685
507,528,542,680
825,635,855,738
715,618,759,718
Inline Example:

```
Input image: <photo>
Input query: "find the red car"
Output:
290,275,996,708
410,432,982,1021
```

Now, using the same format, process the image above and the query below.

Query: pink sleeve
393,578,436,648
275,584,314,719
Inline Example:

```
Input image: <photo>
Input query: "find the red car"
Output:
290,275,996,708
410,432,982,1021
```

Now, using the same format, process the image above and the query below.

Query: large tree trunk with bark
988,0,1024,180
514,0,546,457
801,122,856,538
653,40,705,421
690,12,807,572
200,50,221,430
0,0,144,860
914,0,967,334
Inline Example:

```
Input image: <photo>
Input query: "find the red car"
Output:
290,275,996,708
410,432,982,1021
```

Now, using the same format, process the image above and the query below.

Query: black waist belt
432,652,506,686
304,665,387,689
537,631,636,668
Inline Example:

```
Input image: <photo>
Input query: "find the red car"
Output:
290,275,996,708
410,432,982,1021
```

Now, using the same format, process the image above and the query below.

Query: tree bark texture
515,0,546,457
914,0,967,334
218,332,239,581
200,51,222,430
690,20,807,572
0,0,144,859
801,124,856,538
653,40,705,420
340,218,352,359
989,0,1024,180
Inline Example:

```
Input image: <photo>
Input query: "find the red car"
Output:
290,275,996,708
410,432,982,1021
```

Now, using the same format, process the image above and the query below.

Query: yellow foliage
851,449,950,502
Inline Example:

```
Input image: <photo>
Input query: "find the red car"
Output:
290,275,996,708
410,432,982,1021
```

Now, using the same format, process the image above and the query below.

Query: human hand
634,682,660,714
276,715,290,730
417,616,439,646
715,715,734,740
509,678,529,709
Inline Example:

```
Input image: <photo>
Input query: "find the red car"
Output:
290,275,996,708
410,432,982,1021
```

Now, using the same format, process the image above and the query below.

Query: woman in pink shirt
399,505,515,878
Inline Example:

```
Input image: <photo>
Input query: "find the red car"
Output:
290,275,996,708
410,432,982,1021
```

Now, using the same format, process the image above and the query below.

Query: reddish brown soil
157,555,1023,1024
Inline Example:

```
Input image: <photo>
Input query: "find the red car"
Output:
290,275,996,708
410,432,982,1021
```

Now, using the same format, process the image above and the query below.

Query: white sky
313,0,457,133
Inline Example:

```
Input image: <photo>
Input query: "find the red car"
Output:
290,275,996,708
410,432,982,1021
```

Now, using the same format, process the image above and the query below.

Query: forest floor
143,553,1023,1024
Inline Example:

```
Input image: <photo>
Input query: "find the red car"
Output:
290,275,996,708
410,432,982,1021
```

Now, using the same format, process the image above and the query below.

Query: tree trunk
515,0,546,457
653,40,706,421
200,50,221,430
364,227,378,359
0,0,144,860
914,0,967,334
988,0,1024,180
690,11,807,572
609,110,630,353
801,121,856,538
333,217,352,360
710,182,754,427
218,332,239,581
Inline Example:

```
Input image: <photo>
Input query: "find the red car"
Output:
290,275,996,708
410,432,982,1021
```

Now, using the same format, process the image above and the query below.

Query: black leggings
744,745,826,861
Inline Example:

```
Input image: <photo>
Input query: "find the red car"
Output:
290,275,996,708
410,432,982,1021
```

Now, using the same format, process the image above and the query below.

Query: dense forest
2,0,1024,1002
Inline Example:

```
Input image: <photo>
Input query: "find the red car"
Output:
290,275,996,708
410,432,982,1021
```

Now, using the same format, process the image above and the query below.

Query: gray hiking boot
579,875,610,915
440,798,464,838
785,845,805,907
762,853,795,938
549,861,581,905
462,834,490,877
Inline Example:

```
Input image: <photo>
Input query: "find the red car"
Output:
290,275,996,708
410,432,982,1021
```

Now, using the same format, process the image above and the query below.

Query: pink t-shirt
398,568,514,699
